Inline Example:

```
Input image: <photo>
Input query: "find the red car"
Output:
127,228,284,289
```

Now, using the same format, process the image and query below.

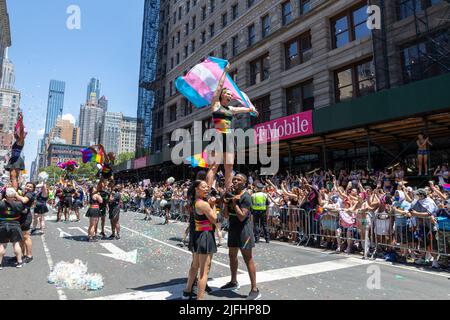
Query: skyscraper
120,116,137,155
0,48,14,89
79,99,104,147
101,112,122,156
86,78,100,103
0,0,11,86
136,0,160,156
44,80,65,136
98,95,108,112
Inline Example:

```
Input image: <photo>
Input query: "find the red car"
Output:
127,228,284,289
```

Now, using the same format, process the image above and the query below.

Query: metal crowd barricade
370,211,450,260
264,207,308,243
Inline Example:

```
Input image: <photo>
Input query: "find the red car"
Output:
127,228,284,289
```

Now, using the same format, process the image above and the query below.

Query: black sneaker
15,262,24,268
182,291,197,300
265,239,270,244
30,229,37,235
246,289,262,300
108,235,116,240
220,281,240,291
23,256,33,264
205,284,213,294
115,235,121,240
100,233,107,239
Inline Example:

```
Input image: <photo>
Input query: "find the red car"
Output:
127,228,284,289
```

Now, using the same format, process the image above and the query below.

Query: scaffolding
136,0,161,157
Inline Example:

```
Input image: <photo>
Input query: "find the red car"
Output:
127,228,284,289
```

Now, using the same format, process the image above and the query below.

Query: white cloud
62,113,76,124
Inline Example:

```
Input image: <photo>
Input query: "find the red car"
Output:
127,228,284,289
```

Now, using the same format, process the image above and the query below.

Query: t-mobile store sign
133,156,147,169
254,110,313,144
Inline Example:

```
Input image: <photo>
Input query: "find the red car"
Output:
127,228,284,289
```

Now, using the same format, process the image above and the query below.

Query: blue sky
7,0,144,172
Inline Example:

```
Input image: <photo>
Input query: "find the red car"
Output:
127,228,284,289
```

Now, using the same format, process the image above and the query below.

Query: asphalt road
1,208,449,300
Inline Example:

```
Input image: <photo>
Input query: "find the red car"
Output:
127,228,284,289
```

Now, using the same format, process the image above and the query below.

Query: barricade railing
261,207,449,261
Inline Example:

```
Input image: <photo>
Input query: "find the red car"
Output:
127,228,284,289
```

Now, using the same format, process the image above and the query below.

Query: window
169,81,173,96
261,15,270,38
185,22,189,35
286,80,314,115
178,6,182,20
210,0,215,13
221,42,228,59
170,57,174,69
177,31,181,43
248,0,256,8
250,54,270,85
183,98,193,116
171,36,175,49
173,11,176,24
232,35,239,56
251,95,271,126
222,12,228,28
184,45,188,58
169,104,177,122
193,0,197,5
192,15,196,29
285,31,312,69
248,24,256,46
397,0,443,20
176,52,180,64
201,6,206,20
154,136,163,153
232,4,238,20
402,30,450,83
201,31,206,44
331,3,371,49
229,69,238,82
209,23,215,38
299,0,311,14
191,39,196,53
334,59,375,102
186,0,190,13
282,1,293,25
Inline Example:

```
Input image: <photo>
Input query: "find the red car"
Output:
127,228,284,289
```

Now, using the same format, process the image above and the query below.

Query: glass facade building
44,80,65,136
136,0,160,156
86,78,101,102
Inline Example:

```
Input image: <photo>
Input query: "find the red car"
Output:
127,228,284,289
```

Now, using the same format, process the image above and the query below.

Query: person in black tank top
5,112,26,191
183,180,217,300
86,187,103,242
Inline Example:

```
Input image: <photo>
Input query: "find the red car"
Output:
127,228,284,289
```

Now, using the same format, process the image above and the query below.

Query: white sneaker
415,258,426,265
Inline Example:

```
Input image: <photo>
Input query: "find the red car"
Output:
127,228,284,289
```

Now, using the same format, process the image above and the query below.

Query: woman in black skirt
86,187,103,242
31,182,49,235
186,180,217,300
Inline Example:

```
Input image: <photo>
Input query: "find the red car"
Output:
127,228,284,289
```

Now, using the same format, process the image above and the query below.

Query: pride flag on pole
175,57,256,115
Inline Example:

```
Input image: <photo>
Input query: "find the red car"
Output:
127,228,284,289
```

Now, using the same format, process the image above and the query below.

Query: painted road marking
98,243,138,264
121,225,245,273
41,234,68,300
88,258,371,300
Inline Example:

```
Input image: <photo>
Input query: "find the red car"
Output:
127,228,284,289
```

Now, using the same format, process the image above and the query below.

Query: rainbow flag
186,152,209,168
175,57,256,115
443,184,450,191
81,145,104,164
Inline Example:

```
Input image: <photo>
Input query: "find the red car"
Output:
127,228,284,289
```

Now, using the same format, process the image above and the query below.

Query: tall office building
120,116,137,155
79,99,104,147
135,0,160,156
86,78,101,103
98,95,108,112
0,0,11,86
0,47,14,89
0,88,20,135
101,112,122,156
49,117,80,145
44,80,65,136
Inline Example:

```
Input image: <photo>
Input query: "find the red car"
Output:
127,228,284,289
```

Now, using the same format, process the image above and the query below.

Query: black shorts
20,213,32,232
0,221,23,243
109,206,120,220
100,206,107,217
34,202,49,214
63,197,73,209
228,222,255,250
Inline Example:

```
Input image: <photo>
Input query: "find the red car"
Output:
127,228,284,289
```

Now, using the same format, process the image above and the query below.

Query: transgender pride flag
175,57,256,115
